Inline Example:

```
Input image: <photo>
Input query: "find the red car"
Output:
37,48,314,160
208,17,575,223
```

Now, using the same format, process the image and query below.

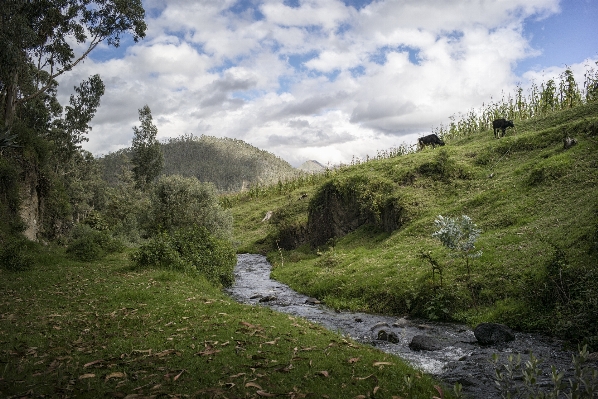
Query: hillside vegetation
227,101,598,350
100,135,302,192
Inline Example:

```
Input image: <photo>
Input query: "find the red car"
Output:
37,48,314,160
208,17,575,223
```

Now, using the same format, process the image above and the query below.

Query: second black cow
492,119,514,138
418,134,445,150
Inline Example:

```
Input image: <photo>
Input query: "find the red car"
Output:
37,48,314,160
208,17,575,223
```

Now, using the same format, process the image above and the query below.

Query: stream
226,254,586,398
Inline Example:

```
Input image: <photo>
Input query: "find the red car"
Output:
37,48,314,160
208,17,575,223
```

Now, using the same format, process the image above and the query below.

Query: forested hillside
100,134,303,192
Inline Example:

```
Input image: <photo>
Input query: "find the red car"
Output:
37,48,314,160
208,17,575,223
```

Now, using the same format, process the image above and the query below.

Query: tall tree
131,105,163,190
0,0,146,240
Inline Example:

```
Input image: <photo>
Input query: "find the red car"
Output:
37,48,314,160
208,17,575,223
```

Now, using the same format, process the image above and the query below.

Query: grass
0,247,454,398
229,101,598,347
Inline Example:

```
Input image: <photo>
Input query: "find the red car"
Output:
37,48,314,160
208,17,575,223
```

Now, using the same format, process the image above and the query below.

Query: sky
56,0,598,167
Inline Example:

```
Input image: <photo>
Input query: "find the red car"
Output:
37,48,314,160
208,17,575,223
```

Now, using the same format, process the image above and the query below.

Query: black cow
492,119,514,138
418,134,445,150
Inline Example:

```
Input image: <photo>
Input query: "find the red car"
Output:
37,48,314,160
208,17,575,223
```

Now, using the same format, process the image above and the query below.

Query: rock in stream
226,254,589,398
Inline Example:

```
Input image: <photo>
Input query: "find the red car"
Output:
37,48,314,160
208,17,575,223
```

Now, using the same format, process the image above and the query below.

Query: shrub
131,226,236,287
149,175,232,238
66,224,125,262
0,236,35,271
432,214,482,275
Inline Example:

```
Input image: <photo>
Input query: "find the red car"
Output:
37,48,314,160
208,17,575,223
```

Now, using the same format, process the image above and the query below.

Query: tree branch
16,35,103,106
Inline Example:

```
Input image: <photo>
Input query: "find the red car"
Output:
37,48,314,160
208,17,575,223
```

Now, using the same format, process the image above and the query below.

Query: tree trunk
3,71,18,127
19,169,40,241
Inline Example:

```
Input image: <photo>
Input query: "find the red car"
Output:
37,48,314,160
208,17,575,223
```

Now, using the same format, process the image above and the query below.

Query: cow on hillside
492,119,515,138
418,134,445,150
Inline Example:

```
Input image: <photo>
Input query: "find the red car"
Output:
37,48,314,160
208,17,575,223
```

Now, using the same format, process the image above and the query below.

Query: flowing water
226,254,588,398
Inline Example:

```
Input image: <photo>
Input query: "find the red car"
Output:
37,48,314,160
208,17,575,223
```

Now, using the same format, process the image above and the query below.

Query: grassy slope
229,102,598,337
0,249,451,398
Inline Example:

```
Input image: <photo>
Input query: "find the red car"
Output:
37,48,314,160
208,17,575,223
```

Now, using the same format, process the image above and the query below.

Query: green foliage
149,175,232,238
131,226,236,287
515,244,598,349
0,0,148,241
0,235,36,271
432,214,482,275
66,224,124,262
131,105,163,189
0,156,24,235
492,346,598,399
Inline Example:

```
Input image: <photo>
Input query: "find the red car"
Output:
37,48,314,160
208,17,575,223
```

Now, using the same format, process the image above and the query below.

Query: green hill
100,135,302,192
227,101,598,349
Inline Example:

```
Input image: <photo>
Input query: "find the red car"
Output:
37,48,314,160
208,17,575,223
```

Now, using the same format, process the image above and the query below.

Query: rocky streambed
226,254,592,398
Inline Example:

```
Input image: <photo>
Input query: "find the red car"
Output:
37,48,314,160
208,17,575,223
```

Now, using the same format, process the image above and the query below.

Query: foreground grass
0,248,453,398
229,102,598,347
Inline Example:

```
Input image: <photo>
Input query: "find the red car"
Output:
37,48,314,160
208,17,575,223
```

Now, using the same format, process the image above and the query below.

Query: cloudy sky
57,0,598,167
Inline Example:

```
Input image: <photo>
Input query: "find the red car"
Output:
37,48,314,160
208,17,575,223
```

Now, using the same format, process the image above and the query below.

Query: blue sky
58,0,598,166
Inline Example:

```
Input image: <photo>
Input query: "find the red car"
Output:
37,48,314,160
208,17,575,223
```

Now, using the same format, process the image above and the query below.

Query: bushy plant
432,214,482,275
66,224,124,262
149,175,232,238
0,236,36,271
131,226,236,287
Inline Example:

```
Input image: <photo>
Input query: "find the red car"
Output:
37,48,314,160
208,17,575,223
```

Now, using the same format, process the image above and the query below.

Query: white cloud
54,0,589,166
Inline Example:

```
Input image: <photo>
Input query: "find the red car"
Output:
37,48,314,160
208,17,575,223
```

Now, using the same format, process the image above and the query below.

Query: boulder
409,335,444,351
474,323,515,345
376,329,400,344
258,295,277,303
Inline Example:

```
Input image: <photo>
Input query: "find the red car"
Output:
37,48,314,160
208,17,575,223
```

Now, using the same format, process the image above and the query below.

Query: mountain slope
100,135,302,191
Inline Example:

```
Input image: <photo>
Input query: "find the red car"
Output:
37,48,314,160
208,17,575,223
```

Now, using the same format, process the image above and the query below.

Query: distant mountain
99,135,303,192
298,160,327,173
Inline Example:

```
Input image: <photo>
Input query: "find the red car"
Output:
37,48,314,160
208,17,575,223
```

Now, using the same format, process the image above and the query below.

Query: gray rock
371,322,391,330
392,317,409,328
377,329,400,344
409,335,444,351
258,295,277,303
474,323,515,345
305,297,321,305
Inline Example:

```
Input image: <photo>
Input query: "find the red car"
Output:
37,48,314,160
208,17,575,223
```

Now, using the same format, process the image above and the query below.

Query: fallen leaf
245,382,263,390
78,373,96,379
257,391,276,397
373,386,380,394
230,373,246,378
348,357,360,364
83,359,103,368
173,369,185,381
356,396,367,399
196,348,221,356
373,362,393,367
155,349,178,357
316,371,329,377
354,374,374,381
105,372,126,381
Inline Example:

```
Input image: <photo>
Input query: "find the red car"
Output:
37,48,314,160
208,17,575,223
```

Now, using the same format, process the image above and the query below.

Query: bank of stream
226,254,588,398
